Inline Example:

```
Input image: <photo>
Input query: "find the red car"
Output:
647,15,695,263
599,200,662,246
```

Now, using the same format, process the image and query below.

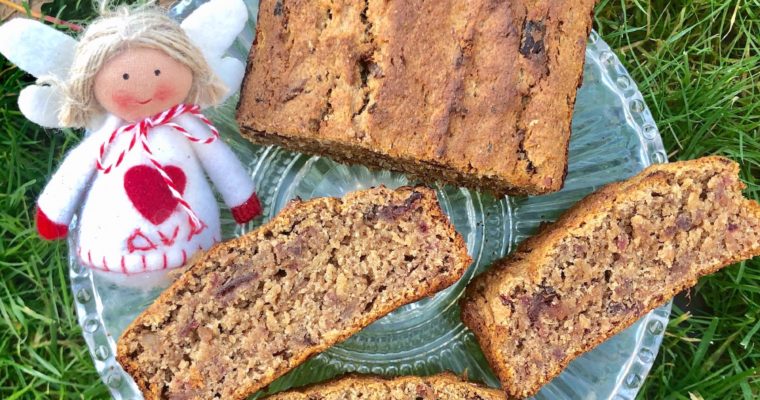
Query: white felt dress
37,113,256,274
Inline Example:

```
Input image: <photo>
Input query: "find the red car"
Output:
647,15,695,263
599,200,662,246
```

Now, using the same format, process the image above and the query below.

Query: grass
595,1,760,399
0,0,758,398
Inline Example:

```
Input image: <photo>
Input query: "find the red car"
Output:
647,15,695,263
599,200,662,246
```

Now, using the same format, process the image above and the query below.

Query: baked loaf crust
118,186,471,400
237,0,597,195
267,373,505,399
460,156,760,398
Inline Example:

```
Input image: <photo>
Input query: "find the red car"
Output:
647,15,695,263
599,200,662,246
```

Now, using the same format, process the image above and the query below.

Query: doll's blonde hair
58,5,226,128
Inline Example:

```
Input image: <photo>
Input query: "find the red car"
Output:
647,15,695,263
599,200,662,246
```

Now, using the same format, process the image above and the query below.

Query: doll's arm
36,135,99,239
36,117,121,239
177,115,262,224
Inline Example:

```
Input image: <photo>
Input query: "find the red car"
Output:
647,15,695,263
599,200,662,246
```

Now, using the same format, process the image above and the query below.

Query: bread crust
237,0,598,196
117,186,471,400
461,156,760,398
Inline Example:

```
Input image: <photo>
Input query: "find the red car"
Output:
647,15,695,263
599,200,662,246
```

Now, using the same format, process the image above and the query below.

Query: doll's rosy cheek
111,91,136,110
153,84,176,102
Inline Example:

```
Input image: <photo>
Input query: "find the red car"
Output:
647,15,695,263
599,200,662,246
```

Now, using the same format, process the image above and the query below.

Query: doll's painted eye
122,73,130,80
154,69,161,77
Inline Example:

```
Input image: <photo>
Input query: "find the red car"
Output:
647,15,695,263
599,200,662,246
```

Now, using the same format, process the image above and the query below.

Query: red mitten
36,207,68,240
231,192,262,224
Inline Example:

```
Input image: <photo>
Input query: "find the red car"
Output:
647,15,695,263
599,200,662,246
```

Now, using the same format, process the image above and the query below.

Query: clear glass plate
69,1,670,399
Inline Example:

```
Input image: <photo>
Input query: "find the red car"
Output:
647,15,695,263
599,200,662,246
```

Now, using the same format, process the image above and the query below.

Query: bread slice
460,156,760,398
117,186,471,400
267,373,505,399
237,0,597,195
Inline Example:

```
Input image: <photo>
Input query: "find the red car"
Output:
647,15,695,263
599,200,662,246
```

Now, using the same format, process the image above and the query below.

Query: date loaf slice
237,0,597,195
118,186,471,400
267,373,505,399
461,156,760,398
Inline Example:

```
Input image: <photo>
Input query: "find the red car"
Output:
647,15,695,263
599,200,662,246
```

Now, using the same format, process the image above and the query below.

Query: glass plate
69,1,670,398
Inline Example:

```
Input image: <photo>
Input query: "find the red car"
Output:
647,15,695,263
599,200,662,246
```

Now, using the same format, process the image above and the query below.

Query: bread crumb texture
267,373,506,399
461,156,760,398
118,186,471,400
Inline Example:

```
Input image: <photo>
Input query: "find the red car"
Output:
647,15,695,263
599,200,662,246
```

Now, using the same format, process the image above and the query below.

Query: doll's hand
36,207,68,240
231,192,262,224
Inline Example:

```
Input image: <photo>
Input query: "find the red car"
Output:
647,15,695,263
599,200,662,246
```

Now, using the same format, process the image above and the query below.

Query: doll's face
94,47,193,122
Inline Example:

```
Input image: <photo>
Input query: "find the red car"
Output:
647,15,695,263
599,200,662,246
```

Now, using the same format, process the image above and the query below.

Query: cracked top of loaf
237,0,597,195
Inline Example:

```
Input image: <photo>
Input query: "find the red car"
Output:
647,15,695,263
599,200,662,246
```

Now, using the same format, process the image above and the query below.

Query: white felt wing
0,18,76,79
18,85,65,128
210,56,246,103
0,18,78,128
181,0,249,103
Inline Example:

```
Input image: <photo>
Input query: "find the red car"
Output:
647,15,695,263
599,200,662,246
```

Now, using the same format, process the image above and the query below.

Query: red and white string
96,104,219,229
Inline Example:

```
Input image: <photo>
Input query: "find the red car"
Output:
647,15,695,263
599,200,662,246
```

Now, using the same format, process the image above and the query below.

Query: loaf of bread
267,373,505,399
118,186,471,400
461,156,760,398
237,0,597,195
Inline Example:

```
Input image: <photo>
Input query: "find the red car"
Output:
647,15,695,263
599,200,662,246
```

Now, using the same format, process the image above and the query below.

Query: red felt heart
123,165,187,225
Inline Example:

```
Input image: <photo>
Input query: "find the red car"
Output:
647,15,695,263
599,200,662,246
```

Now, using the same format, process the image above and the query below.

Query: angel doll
0,0,261,278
